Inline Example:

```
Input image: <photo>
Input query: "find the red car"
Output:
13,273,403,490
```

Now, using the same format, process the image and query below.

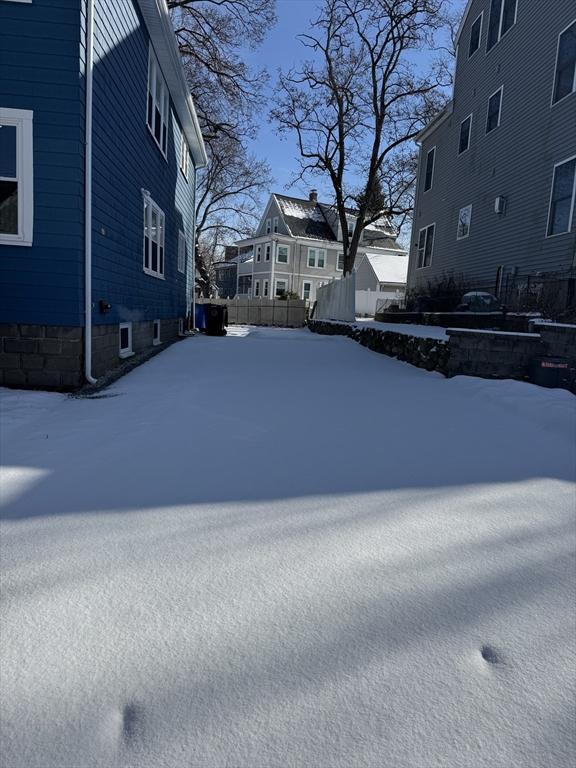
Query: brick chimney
309,189,318,203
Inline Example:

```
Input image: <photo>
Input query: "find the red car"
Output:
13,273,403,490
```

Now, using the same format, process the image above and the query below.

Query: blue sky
244,0,465,203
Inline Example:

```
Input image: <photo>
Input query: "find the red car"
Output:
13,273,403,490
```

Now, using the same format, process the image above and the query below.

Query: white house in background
235,190,407,303
354,252,409,315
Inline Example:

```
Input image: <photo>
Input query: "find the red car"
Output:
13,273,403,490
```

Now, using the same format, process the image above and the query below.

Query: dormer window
273,216,279,233
265,218,271,234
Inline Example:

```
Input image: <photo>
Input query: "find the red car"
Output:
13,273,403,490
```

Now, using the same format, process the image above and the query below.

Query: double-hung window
457,205,472,239
307,248,325,268
552,21,576,105
276,244,289,263
423,147,435,192
254,279,260,297
275,279,287,298
143,195,165,278
256,245,262,262
417,224,435,268
302,281,312,301
486,0,517,51
265,218,271,234
468,14,483,57
147,48,169,157
177,230,186,273
459,115,472,154
263,280,269,297
336,252,344,271
547,157,576,236
273,216,279,233
265,244,271,261
486,87,503,134
0,108,33,246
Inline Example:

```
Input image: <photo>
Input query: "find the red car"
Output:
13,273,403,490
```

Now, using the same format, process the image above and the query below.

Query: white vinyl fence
355,289,405,316
315,273,356,323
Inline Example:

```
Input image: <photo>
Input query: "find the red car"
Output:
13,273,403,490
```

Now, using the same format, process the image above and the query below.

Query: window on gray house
276,245,289,263
423,147,435,191
337,252,344,271
459,115,472,154
547,157,576,236
468,14,482,57
487,0,516,52
553,21,576,104
486,88,502,133
417,224,435,268
265,244,271,260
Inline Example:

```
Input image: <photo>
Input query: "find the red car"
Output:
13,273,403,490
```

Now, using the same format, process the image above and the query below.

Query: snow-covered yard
1,327,575,768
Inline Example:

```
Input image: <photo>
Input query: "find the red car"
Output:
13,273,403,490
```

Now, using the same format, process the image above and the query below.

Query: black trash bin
204,303,228,336
529,356,572,389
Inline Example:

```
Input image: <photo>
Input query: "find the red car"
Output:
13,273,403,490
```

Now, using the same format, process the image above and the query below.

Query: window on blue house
143,196,165,278
147,49,169,157
0,108,33,246
178,230,186,273
180,132,189,179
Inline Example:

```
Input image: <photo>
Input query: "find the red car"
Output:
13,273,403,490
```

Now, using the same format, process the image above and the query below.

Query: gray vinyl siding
408,0,576,290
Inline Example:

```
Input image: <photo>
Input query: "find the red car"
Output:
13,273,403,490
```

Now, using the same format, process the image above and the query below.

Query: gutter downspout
84,0,97,384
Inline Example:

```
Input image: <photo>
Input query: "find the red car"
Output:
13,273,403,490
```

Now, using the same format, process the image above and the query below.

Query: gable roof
136,0,207,168
274,194,337,241
362,253,409,284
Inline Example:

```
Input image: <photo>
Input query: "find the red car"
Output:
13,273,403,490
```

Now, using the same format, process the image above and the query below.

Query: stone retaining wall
308,320,576,392
446,330,543,380
308,320,450,374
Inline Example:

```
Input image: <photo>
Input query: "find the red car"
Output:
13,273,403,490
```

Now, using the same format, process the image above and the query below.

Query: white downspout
84,0,97,384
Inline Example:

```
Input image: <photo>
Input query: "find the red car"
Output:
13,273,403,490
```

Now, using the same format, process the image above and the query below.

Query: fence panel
316,274,356,322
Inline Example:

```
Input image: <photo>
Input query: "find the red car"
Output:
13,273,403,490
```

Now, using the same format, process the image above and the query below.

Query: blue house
0,0,207,389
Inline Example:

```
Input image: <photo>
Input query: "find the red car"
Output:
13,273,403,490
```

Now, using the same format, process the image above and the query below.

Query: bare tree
168,0,276,140
271,0,451,275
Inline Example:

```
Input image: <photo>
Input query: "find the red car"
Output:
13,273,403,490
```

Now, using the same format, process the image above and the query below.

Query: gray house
407,0,575,303
236,191,406,303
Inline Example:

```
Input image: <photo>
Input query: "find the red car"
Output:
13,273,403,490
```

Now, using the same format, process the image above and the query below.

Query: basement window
153,319,161,345
119,322,133,358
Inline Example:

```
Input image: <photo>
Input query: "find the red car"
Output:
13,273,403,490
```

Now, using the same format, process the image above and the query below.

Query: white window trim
276,243,290,264
336,252,344,271
551,19,576,107
146,46,169,159
302,280,312,301
0,108,34,247
423,146,436,192
265,243,271,261
416,223,435,269
265,218,271,234
119,322,133,358
458,113,473,154
468,12,483,58
546,155,576,238
143,192,166,279
274,278,287,297
485,86,503,134
177,230,186,274
272,216,279,233
153,319,161,345
456,205,473,240
307,247,326,269
254,279,261,297
256,245,262,262
263,279,269,297
486,0,517,53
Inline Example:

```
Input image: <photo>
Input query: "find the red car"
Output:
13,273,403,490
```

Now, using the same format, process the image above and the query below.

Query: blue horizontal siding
90,0,194,325
0,0,84,327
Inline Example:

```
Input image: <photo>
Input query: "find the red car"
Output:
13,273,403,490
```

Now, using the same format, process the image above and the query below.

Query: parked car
457,292,503,312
